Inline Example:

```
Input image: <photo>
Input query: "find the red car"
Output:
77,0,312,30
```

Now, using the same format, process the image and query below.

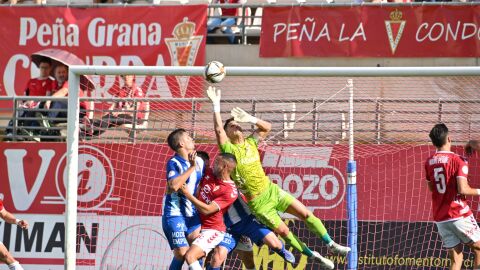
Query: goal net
66,66,480,270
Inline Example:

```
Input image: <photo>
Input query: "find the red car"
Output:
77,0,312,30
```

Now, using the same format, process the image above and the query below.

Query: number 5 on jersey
434,167,446,194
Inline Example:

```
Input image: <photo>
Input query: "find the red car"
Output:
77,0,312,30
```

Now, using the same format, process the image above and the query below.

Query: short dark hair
429,123,449,148
167,128,186,151
224,117,235,131
38,57,52,66
196,151,210,166
219,152,237,165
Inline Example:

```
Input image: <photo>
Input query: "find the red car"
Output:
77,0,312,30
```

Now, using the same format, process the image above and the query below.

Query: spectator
207,0,242,44
89,75,149,136
5,58,54,139
43,64,92,127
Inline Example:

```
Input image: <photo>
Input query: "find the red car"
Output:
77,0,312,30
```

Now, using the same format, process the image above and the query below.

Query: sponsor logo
262,146,346,210
52,145,118,211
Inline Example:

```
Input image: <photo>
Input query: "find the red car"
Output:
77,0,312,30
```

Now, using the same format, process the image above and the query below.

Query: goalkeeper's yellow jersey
219,136,270,198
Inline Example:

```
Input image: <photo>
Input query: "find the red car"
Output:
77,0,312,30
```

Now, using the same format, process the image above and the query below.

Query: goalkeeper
207,86,350,269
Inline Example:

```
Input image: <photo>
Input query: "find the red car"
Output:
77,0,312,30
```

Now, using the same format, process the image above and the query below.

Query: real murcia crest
165,17,203,97
385,9,406,55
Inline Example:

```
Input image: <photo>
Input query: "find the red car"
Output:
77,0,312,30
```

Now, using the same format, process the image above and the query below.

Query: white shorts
436,215,480,249
235,235,253,252
192,229,225,254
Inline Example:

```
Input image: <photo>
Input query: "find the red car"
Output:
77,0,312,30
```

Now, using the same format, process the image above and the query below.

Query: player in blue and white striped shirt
162,129,205,270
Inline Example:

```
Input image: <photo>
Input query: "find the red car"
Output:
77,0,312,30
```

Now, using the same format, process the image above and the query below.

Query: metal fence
1,96,478,144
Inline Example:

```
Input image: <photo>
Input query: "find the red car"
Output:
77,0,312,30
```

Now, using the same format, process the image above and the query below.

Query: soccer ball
204,61,226,83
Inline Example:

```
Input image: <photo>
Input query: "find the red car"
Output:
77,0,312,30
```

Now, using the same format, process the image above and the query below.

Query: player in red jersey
425,123,480,270
180,153,238,270
0,199,29,270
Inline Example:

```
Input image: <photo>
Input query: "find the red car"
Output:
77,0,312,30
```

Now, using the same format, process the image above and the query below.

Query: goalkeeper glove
231,107,258,124
207,86,221,112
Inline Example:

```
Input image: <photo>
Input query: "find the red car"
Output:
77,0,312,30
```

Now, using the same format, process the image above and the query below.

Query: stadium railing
1,96,478,144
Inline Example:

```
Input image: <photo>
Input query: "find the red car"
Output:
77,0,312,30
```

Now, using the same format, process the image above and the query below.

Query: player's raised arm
231,107,272,141
180,185,219,215
207,86,228,146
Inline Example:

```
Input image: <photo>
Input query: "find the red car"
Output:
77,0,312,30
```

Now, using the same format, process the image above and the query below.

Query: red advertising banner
259,6,480,58
1,142,480,269
3,142,480,222
0,6,207,99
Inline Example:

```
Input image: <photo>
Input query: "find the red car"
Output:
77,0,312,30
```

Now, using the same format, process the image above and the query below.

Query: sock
8,262,24,270
272,241,288,259
282,232,313,257
188,261,203,270
305,215,333,245
206,266,221,270
169,257,184,270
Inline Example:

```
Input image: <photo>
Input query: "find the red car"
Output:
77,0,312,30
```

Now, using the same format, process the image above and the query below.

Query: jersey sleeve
166,160,181,181
455,156,468,179
213,187,237,211
0,199,4,211
195,156,205,178
220,141,234,154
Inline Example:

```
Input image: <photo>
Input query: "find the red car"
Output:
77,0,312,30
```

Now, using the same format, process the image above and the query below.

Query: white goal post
65,66,480,270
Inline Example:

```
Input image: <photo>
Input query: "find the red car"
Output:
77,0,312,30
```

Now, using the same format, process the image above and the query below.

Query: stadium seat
244,7,262,37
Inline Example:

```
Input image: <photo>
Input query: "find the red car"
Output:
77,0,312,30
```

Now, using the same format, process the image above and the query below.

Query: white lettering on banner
3,54,30,97
2,146,118,212
273,20,365,43
3,149,55,211
416,21,480,42
18,17,79,47
263,146,345,210
4,54,172,98
88,18,161,47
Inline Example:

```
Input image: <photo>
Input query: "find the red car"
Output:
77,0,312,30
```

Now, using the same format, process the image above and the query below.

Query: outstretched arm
207,86,228,146
231,107,272,141
180,184,219,215
0,209,28,229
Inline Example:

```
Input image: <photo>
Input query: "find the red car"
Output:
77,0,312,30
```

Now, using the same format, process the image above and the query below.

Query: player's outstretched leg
285,198,350,255
249,185,335,267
